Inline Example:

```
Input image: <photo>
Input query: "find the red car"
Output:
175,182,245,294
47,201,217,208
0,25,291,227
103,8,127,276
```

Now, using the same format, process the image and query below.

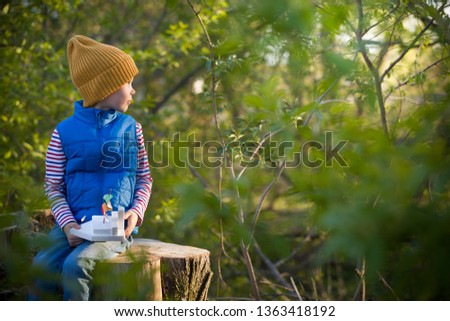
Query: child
28,35,152,300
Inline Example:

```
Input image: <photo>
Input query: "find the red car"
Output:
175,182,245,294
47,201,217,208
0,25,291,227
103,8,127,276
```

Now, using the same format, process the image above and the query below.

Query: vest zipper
97,112,104,213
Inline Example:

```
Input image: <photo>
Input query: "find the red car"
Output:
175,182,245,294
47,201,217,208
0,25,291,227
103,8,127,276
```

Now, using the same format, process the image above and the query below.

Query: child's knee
62,256,95,279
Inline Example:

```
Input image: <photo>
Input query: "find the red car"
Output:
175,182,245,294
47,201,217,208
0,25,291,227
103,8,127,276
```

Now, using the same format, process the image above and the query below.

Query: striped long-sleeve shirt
45,122,152,229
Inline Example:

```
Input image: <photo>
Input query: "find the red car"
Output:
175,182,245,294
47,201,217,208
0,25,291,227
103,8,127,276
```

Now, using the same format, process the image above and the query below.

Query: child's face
95,80,136,112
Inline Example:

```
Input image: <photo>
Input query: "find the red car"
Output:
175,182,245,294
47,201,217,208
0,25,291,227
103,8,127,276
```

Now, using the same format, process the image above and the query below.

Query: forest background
1,0,449,300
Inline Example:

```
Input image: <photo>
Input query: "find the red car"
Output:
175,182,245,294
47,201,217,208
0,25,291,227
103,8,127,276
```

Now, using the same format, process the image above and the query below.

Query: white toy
70,206,126,241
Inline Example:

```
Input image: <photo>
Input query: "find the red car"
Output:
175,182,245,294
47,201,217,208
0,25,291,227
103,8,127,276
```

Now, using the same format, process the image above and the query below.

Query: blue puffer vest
57,100,138,224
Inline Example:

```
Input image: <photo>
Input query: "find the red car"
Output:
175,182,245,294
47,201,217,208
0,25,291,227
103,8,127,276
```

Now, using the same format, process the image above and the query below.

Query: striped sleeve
130,122,152,226
44,129,76,229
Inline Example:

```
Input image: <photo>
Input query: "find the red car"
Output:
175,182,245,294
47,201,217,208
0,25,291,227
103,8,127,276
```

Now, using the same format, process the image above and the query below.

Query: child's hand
63,222,84,247
124,210,138,237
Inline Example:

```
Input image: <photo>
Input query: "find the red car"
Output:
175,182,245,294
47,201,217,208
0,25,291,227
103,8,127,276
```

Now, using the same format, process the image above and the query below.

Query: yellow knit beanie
67,35,139,107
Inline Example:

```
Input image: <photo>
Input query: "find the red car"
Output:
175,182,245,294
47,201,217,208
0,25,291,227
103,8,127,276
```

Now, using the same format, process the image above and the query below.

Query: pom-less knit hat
67,35,139,107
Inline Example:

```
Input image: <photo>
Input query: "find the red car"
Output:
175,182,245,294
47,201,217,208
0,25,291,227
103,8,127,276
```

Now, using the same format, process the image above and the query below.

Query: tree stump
93,238,213,301
132,239,213,301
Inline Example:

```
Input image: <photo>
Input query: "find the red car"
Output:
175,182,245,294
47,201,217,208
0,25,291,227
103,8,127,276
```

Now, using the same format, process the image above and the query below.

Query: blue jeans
28,225,132,300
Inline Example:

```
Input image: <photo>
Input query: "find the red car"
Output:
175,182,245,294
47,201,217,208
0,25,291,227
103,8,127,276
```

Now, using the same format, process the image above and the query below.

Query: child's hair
67,35,139,107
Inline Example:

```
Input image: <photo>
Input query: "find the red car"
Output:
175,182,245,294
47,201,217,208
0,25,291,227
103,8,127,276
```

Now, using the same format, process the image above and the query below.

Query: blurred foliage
1,0,449,300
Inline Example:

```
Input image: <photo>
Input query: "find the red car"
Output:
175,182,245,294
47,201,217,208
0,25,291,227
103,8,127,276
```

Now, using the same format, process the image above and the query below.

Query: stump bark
132,239,213,301
93,238,213,301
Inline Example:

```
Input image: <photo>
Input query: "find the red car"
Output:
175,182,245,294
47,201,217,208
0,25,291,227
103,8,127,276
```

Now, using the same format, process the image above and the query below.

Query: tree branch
385,56,449,101
290,277,303,301
363,1,401,36
188,164,210,190
376,9,406,69
275,230,314,268
380,18,435,82
236,129,282,180
151,64,203,114
253,240,293,291
247,160,286,249
356,0,390,138
377,271,400,300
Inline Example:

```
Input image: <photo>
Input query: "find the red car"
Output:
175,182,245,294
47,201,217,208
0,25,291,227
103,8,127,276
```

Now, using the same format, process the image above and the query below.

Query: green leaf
243,94,265,108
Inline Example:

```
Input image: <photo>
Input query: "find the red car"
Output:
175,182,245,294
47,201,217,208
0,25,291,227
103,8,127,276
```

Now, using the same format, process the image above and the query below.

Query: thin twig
236,129,282,180
385,56,449,101
188,164,210,189
260,277,292,300
247,160,286,249
210,227,241,264
311,277,319,301
363,1,401,36
380,18,435,82
290,277,303,301
377,272,400,300
240,239,260,299
376,8,406,69
303,79,338,126
276,230,314,267
354,258,367,301
253,240,292,290
185,0,224,146
352,280,362,301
